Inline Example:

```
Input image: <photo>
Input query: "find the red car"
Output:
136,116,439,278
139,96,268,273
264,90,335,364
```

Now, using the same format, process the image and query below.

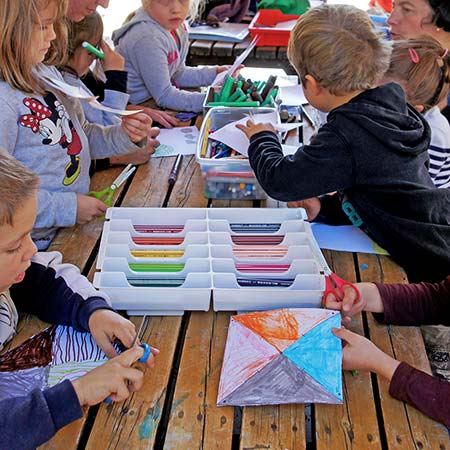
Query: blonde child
237,4,450,283
383,36,450,189
0,0,153,250
112,0,230,112
0,149,159,449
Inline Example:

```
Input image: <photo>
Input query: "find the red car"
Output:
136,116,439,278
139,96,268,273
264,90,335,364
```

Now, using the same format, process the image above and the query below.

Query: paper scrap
152,126,199,158
279,84,308,105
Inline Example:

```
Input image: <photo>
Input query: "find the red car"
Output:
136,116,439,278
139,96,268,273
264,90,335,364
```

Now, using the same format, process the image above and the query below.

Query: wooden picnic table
5,112,450,450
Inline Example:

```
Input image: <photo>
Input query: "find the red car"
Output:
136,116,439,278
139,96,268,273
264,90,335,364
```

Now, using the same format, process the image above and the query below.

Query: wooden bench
5,114,449,450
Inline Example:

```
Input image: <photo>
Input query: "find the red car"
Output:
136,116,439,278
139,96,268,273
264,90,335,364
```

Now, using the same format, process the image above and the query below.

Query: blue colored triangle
282,313,342,400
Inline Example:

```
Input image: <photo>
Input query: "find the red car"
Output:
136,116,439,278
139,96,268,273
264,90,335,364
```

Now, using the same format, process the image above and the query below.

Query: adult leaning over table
67,0,110,22
388,0,450,120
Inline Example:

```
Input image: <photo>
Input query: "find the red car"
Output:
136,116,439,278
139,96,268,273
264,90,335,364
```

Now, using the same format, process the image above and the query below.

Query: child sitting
0,149,159,450
383,36,450,189
323,276,450,427
112,0,230,112
236,4,450,283
0,0,153,250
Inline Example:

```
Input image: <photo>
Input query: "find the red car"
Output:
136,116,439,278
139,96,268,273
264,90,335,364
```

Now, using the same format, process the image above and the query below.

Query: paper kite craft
217,308,342,406
0,325,111,402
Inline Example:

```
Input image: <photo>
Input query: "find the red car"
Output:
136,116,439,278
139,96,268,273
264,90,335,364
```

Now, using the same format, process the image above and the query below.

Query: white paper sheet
311,223,389,255
279,84,308,105
210,111,301,156
152,126,199,158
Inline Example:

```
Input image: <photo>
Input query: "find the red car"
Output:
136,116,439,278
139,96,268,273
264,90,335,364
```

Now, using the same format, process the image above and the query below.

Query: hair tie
439,48,449,60
408,48,420,64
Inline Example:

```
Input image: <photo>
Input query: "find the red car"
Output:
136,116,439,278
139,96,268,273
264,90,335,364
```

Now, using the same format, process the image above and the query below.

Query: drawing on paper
0,325,109,402
217,308,342,406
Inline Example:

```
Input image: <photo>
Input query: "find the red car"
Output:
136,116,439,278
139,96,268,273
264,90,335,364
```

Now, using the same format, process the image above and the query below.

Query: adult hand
76,194,107,224
332,327,400,380
101,40,125,71
287,197,321,221
236,119,277,139
127,104,179,129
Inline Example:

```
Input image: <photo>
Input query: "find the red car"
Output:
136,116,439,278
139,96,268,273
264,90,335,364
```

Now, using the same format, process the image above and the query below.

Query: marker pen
82,41,104,60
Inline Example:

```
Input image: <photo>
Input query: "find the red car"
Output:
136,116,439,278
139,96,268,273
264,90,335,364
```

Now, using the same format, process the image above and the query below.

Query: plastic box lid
249,9,300,47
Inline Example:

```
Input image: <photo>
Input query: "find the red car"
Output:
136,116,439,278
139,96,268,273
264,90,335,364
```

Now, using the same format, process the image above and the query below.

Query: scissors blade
131,315,147,348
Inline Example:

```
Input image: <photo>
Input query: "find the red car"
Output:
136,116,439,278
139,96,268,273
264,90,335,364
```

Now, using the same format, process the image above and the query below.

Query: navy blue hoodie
248,83,450,282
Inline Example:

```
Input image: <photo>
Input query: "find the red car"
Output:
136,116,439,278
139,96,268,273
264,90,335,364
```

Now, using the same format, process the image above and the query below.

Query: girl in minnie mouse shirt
0,0,154,250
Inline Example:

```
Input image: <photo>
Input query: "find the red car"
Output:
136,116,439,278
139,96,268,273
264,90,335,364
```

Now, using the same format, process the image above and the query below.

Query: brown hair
287,4,391,95
0,149,39,226
384,36,450,111
67,12,103,58
0,0,68,94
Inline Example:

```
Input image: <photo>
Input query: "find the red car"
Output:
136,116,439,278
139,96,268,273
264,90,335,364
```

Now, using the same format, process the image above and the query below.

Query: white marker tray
94,207,329,315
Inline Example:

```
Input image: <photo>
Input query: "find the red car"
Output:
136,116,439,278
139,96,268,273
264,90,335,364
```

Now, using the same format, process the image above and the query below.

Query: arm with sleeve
372,276,450,426
129,37,206,112
248,128,354,201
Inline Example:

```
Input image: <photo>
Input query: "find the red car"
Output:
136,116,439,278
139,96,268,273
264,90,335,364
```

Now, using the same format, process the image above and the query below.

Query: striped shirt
425,106,450,189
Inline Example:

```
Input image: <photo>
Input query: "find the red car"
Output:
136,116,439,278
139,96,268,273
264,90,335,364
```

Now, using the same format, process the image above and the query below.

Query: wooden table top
5,114,449,450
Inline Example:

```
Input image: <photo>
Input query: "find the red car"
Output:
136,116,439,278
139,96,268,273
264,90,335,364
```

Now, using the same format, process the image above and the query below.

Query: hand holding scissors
322,268,361,319
88,164,135,206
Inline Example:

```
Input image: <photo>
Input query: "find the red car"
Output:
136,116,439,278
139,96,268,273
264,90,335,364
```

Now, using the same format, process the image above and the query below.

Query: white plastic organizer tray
94,207,329,315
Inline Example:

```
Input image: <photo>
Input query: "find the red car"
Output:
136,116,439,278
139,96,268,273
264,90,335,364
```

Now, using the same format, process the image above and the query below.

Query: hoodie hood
329,82,430,156
112,8,160,45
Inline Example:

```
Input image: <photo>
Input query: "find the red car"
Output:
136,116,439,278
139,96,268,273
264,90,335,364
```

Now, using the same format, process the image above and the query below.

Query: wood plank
189,40,215,57
211,41,235,57
203,312,235,450
240,404,306,450
164,310,234,449
85,315,182,449
315,251,382,450
359,254,450,449
254,46,278,60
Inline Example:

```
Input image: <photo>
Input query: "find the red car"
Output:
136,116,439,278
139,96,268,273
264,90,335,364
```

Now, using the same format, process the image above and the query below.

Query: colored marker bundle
132,237,185,245
129,263,185,272
232,245,289,258
127,278,186,287
230,223,281,234
235,263,291,273
236,277,295,287
130,250,185,258
133,224,184,233
231,235,285,245
206,74,279,107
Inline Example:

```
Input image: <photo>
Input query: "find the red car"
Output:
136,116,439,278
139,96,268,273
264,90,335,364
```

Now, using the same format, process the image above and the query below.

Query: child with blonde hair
112,0,230,112
237,4,450,283
0,149,158,449
383,36,450,188
0,0,153,250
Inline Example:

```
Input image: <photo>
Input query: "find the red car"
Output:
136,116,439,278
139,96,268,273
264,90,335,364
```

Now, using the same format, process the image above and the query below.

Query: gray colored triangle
217,354,341,406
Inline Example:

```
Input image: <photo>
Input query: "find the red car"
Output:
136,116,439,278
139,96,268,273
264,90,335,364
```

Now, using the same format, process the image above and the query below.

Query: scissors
88,164,136,206
322,268,360,305
104,316,150,404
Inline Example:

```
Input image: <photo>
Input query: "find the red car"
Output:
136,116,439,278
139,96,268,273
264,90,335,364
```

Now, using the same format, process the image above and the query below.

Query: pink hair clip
438,48,449,60
408,48,420,64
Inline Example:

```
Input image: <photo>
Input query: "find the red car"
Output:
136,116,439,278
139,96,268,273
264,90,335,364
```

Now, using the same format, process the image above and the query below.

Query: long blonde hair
0,0,68,93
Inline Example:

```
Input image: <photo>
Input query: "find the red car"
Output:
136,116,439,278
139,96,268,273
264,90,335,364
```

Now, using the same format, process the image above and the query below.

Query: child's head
287,4,391,96
383,36,450,112
0,0,68,93
0,150,39,292
65,12,103,76
143,0,202,30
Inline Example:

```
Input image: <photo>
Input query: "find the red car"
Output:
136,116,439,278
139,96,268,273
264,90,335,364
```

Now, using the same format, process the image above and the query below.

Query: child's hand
122,112,153,143
324,282,384,326
71,345,157,406
127,105,179,129
236,119,277,139
101,40,125,72
287,197,321,221
332,327,400,380
88,309,136,358
76,194,107,224
216,64,244,78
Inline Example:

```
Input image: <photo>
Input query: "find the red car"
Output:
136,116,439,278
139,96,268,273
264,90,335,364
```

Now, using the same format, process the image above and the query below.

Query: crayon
129,263,185,272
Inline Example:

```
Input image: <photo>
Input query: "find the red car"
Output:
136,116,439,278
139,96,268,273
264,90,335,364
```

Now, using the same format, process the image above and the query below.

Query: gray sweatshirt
112,8,217,112
0,65,142,249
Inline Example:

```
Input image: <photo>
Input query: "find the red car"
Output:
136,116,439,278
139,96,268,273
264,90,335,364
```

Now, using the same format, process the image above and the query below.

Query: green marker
82,41,104,60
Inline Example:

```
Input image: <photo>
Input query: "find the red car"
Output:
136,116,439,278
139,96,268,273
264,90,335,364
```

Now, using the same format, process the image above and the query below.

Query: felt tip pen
82,41,104,60
168,154,183,185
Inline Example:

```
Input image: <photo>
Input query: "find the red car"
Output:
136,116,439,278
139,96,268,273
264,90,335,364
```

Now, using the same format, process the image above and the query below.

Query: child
236,4,450,283
383,37,450,189
0,0,153,250
61,12,167,167
0,149,159,450
112,0,230,112
323,276,450,427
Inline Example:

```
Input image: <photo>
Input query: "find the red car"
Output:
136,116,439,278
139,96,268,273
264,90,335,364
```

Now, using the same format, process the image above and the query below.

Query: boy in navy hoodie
237,4,450,283
0,149,158,450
